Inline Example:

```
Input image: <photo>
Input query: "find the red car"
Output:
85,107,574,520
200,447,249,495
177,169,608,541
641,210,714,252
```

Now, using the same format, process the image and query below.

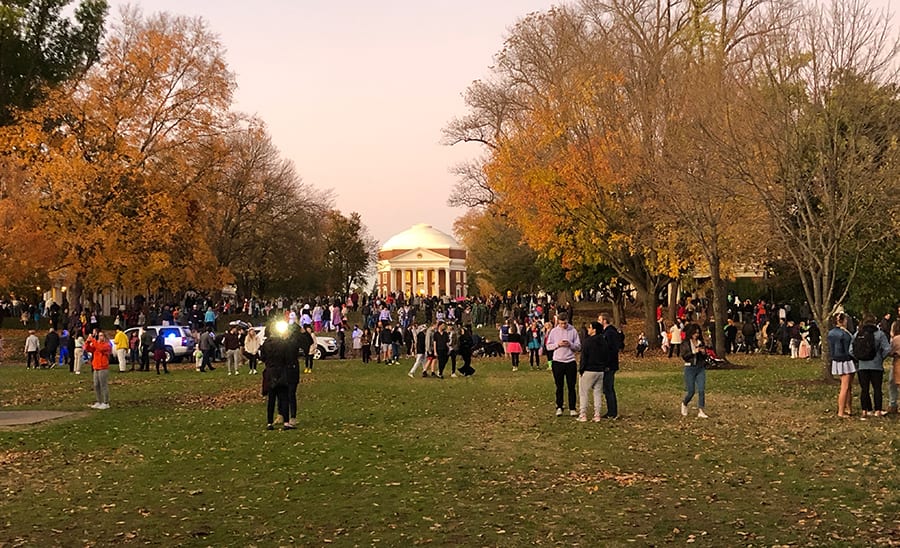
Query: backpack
852,325,878,361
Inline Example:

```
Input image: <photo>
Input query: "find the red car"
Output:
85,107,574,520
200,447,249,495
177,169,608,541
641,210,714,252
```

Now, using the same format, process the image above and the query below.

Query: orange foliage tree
0,9,235,311
445,6,689,342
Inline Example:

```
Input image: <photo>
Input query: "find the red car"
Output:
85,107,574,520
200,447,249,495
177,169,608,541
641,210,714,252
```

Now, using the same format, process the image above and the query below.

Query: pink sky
108,0,559,245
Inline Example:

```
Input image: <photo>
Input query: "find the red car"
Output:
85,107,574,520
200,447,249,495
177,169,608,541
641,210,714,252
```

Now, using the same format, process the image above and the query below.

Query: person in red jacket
84,331,112,409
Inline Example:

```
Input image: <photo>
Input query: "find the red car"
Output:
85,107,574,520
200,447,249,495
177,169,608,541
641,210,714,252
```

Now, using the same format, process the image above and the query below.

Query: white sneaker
98,403,110,410
90,403,102,409
451,373,457,378
577,414,588,422
235,371,239,375
227,372,232,376
569,410,578,417
512,367,518,372
681,403,688,416
555,408,563,417
75,371,81,375
407,372,414,378
698,409,709,419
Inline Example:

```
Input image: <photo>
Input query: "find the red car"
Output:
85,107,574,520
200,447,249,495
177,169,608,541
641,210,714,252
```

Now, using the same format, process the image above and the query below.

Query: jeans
579,371,604,417
552,361,578,410
529,348,540,368
889,362,898,408
603,369,618,417
266,385,289,425
857,369,884,412
226,349,240,374
683,365,706,409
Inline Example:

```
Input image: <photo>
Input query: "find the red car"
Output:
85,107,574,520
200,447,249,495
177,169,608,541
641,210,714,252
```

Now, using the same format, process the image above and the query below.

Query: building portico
377,224,467,298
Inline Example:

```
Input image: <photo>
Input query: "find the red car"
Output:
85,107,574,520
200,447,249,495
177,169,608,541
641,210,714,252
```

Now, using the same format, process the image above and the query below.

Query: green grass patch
1,352,898,546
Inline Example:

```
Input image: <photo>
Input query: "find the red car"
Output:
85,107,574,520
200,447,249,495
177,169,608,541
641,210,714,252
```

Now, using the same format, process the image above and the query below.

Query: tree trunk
668,280,679,324
635,284,658,350
67,277,85,315
708,257,729,359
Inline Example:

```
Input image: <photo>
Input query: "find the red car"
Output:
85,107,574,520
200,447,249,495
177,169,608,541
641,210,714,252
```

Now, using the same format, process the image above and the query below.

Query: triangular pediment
386,247,451,263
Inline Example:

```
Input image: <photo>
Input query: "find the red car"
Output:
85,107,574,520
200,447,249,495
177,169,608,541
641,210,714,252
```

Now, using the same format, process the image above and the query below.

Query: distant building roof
380,223,463,252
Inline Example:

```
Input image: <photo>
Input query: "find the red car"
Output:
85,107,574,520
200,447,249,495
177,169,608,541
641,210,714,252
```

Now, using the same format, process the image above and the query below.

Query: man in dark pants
260,324,292,430
433,321,450,379
140,327,154,371
599,313,623,419
545,313,581,417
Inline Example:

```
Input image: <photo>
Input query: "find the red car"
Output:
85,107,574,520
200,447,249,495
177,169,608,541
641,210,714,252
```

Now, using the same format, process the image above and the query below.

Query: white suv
120,325,196,362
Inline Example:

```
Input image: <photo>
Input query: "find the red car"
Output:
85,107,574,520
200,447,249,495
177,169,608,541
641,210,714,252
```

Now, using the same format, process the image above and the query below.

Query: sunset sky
107,0,559,245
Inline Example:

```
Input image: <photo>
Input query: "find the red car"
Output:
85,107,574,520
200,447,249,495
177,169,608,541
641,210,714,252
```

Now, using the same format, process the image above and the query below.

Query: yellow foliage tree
0,8,236,310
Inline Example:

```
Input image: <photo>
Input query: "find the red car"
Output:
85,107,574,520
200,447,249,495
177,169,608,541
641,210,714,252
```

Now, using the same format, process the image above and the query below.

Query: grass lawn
1,345,899,547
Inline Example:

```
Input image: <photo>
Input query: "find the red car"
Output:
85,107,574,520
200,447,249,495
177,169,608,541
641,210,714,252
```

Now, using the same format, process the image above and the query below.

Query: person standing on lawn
113,327,129,372
680,323,710,419
849,313,891,419
285,324,302,428
243,328,261,374
260,323,292,430
828,312,856,418
578,321,610,422
888,321,900,414
24,329,40,369
83,331,111,409
599,313,623,419
545,313,581,417
433,321,450,379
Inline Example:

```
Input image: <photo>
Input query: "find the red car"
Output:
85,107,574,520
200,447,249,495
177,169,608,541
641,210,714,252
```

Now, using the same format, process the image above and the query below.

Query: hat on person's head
591,321,602,332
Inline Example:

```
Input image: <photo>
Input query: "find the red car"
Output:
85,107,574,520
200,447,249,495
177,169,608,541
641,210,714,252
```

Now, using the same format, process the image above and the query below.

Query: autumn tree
445,4,686,343
0,8,236,310
725,0,900,376
0,0,108,125
637,0,786,357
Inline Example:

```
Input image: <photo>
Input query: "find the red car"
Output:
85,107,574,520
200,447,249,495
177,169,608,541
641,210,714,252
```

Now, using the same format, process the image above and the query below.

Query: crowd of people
13,288,900,426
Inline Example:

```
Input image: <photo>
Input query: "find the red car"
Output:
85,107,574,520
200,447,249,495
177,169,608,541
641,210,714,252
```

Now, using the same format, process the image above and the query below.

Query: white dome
381,224,463,251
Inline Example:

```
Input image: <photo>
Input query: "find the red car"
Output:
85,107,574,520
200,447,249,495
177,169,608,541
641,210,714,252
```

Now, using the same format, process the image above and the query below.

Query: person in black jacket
599,313,623,419
578,321,610,422
681,323,710,418
285,324,302,428
260,323,293,431
458,325,476,377
741,320,757,354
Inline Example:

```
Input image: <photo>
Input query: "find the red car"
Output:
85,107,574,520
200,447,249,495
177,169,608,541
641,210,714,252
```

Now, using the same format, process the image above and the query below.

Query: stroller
704,347,727,368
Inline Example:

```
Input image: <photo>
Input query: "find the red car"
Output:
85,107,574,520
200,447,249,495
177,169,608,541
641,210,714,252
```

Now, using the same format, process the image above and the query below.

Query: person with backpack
850,313,892,419
578,321,610,422
828,312,856,418
599,313,624,419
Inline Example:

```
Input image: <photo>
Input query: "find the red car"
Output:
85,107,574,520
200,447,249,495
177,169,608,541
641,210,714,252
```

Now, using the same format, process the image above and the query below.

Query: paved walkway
0,410,75,426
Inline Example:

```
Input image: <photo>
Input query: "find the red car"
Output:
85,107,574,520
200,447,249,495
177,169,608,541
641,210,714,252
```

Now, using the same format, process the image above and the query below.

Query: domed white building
377,224,467,297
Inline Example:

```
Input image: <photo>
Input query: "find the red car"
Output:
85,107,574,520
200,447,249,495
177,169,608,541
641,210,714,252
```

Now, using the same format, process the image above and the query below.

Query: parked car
112,325,196,363
250,324,338,360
